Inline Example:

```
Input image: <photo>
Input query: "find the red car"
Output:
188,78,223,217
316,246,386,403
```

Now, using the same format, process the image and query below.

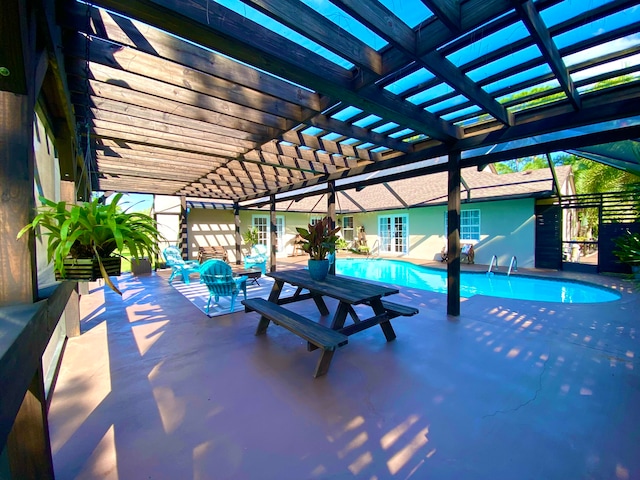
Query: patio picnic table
242,269,418,377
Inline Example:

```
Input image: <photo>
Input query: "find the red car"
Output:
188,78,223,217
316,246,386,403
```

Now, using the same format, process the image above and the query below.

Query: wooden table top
268,269,398,304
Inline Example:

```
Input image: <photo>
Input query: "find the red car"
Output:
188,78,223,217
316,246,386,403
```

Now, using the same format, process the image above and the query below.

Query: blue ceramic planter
308,259,330,281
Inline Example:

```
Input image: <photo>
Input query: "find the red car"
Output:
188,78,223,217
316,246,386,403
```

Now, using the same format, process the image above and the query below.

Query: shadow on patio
48,267,640,479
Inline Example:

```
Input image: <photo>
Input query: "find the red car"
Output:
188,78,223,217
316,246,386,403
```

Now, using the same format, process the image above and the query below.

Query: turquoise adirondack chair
244,244,268,273
200,259,248,313
163,246,200,284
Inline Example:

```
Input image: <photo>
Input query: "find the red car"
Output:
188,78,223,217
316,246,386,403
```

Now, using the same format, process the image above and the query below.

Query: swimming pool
335,259,620,304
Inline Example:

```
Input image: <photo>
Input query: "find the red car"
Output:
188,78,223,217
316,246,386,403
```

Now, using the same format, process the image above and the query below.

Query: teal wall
187,197,537,267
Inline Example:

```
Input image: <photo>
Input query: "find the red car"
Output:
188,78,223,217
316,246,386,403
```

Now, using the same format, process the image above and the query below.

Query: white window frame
275,215,285,254
309,215,323,226
252,215,285,254
252,215,269,246
378,214,408,254
341,216,354,243
444,209,481,241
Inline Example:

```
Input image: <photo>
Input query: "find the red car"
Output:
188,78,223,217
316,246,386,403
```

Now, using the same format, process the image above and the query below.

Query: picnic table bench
243,298,348,377
243,269,419,377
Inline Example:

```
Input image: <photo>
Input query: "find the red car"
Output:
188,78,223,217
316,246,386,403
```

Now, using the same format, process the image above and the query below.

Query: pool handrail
507,256,518,276
367,239,380,259
487,255,498,275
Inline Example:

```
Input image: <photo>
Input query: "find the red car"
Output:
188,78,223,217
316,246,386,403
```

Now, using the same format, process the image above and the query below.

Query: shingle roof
271,166,573,213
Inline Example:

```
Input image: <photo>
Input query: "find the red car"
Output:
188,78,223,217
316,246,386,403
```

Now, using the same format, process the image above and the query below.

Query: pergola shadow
47,270,640,479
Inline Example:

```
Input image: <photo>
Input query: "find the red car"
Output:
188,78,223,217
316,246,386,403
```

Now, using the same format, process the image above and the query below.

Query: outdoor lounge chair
244,244,268,273
197,245,228,263
440,243,475,264
199,259,248,313
163,246,200,284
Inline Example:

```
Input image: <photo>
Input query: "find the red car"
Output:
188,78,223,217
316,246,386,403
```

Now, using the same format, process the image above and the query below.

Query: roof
201,165,572,213
54,1,640,201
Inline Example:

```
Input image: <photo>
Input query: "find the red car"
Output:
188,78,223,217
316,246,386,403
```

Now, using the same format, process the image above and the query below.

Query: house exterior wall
472,198,536,268
186,198,538,268
188,208,237,262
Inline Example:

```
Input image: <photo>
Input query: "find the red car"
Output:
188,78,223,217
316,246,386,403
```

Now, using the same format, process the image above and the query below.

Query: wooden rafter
89,0,456,142
421,0,462,33
332,0,513,126
514,0,581,110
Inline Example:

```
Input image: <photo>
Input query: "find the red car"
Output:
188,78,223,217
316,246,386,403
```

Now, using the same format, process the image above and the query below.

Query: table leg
267,279,285,303
309,301,348,352
314,349,336,377
370,298,396,342
312,294,330,316
330,302,350,331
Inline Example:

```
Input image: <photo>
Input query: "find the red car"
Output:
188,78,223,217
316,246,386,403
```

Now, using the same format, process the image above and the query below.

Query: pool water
335,259,620,304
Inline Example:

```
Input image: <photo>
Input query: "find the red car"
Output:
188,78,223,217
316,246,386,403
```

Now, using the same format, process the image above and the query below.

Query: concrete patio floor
48,260,640,480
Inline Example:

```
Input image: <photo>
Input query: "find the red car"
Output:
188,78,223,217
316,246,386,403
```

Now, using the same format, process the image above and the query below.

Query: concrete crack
482,357,549,418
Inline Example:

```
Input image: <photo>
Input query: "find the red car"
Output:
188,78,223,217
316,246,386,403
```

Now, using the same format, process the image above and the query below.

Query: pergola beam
514,0,581,110
333,0,513,126
421,0,462,33
90,0,456,142
240,0,383,75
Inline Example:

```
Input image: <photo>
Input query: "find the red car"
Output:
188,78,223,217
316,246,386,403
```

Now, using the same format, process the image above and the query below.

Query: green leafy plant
17,193,162,294
335,237,349,250
242,226,259,248
295,217,341,261
613,230,640,266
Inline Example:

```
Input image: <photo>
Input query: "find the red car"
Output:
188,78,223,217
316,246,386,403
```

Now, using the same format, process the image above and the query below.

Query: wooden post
327,181,336,275
447,150,461,317
6,367,54,479
234,202,241,265
270,195,277,272
0,1,55,476
179,196,188,260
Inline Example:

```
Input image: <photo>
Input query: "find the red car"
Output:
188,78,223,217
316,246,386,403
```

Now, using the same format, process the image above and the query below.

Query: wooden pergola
1,1,640,475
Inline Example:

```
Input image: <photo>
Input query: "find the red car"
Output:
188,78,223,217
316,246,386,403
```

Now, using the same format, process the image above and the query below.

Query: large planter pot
55,257,122,281
308,259,330,281
130,257,152,276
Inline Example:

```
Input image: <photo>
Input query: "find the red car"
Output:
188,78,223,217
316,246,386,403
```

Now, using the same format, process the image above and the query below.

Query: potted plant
296,216,340,281
17,193,162,295
613,230,640,278
242,226,259,248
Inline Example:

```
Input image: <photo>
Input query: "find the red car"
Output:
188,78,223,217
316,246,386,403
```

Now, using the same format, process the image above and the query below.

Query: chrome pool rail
367,239,380,260
487,255,498,275
508,256,518,276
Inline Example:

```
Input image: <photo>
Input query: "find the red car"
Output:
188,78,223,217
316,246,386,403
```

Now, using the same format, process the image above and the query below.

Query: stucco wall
186,198,537,268
188,208,237,262
472,198,536,268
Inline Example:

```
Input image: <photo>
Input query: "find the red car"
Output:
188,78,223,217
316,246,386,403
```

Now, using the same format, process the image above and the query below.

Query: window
252,215,285,253
276,216,285,254
252,215,269,246
341,216,354,242
444,209,480,241
378,214,408,254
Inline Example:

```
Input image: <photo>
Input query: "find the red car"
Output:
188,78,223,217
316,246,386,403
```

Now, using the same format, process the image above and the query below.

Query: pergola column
269,195,277,272
0,1,55,477
179,196,188,259
234,202,241,265
447,150,461,316
327,180,336,275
